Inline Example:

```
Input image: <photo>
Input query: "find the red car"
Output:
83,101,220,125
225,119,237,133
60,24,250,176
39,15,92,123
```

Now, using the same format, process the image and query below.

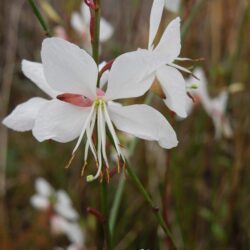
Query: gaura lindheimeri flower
165,0,181,13
2,59,107,133
185,68,233,139
138,0,191,118
71,2,113,43
3,38,178,181
30,178,79,220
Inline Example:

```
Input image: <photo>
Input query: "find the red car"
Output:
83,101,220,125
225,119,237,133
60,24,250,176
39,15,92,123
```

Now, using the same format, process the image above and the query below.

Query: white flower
138,0,189,118
2,60,106,133
30,178,79,220
185,68,233,139
30,178,54,210
165,0,181,13
51,215,84,248
4,38,177,181
71,2,113,44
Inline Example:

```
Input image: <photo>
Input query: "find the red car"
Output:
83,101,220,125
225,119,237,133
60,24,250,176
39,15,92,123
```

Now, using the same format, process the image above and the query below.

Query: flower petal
55,203,79,221
165,0,180,13
33,99,91,143
156,65,187,118
81,2,91,24
35,178,54,197
30,194,50,210
148,0,165,49
105,49,167,101
108,103,178,149
2,97,48,132
100,18,114,42
22,60,58,98
42,38,98,99
189,68,211,113
154,17,181,61
71,12,85,33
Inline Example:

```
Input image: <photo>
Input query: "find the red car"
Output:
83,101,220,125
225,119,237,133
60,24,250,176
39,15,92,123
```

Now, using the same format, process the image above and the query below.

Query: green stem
109,93,154,234
27,0,52,37
109,0,206,244
126,161,178,250
91,1,112,249
101,181,113,250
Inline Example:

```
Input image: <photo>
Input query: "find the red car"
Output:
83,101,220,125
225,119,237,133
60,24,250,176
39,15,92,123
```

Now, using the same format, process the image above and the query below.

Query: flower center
56,88,105,107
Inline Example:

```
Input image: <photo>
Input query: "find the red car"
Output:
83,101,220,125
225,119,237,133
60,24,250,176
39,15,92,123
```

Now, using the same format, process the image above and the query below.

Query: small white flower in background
31,178,85,249
51,216,84,250
71,2,113,48
30,178,79,220
165,0,181,13
3,37,177,181
138,0,190,118
184,68,233,139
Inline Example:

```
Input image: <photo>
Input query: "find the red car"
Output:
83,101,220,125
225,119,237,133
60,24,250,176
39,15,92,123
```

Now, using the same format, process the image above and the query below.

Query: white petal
156,65,187,117
100,18,113,42
108,103,178,149
154,17,181,61
81,2,91,24
56,190,72,206
105,49,168,101
190,68,211,113
35,178,54,196
30,195,50,210
67,244,81,250
65,223,84,245
33,99,91,143
165,0,180,13
99,70,109,89
2,97,48,132
22,60,58,98
71,12,85,33
42,38,98,99
55,203,79,221
148,0,165,49
50,215,71,235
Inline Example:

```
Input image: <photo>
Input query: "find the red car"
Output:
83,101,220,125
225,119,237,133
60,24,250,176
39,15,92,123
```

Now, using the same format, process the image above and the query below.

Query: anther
117,158,121,174
65,153,75,169
105,167,110,183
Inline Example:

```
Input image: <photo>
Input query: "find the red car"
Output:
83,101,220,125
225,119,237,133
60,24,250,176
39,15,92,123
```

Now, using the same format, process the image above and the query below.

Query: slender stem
100,181,113,250
109,0,206,243
126,161,178,250
109,93,154,234
27,0,52,37
91,1,112,249
92,0,101,65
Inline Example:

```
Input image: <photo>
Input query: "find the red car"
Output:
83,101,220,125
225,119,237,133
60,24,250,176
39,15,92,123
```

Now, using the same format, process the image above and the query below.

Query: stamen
103,103,124,161
117,158,121,174
168,63,199,80
65,153,75,169
72,104,95,154
98,103,109,168
105,167,110,183
81,161,88,177
84,110,97,162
